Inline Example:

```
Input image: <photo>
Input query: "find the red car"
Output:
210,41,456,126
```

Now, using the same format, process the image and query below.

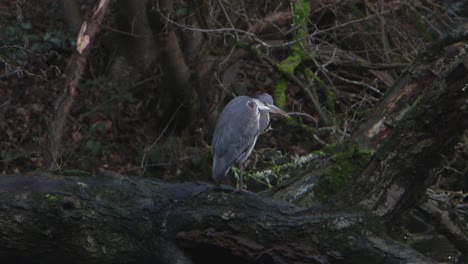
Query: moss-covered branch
0,172,435,263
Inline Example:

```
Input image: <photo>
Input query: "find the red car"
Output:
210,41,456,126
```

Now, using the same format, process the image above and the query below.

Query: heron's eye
247,101,255,108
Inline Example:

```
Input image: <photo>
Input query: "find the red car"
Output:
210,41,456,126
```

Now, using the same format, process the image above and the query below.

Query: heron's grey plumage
211,93,287,187
212,96,260,184
255,94,273,133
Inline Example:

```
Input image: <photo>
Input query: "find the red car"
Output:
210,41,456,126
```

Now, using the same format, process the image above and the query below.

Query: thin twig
152,3,393,49
328,71,384,96
287,111,318,127
140,102,185,174
406,2,443,38
217,0,239,41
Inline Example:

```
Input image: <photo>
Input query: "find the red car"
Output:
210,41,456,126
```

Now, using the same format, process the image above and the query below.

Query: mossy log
0,172,435,264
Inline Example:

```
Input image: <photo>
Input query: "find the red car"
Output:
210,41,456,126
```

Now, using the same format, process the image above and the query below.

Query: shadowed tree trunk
146,0,197,129
2,24,468,264
45,0,112,170
61,0,83,34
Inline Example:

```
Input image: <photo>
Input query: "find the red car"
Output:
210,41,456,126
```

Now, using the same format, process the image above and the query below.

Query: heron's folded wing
212,97,260,177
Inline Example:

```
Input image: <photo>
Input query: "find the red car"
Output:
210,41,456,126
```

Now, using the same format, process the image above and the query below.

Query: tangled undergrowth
0,0,466,192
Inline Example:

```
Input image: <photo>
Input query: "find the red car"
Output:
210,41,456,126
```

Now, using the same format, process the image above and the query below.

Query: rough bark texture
354,39,468,222
272,33,468,212
0,172,434,264
146,0,197,129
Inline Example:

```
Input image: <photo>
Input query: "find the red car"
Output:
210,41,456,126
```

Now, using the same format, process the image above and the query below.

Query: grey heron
211,93,288,190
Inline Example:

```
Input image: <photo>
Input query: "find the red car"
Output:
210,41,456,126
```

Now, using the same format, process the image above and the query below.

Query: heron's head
253,93,288,117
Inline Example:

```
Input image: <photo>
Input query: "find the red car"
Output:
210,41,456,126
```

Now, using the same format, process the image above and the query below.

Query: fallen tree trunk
0,172,435,264
273,32,468,214
353,39,468,222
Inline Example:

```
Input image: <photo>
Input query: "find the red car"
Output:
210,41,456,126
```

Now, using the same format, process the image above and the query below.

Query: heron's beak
267,104,289,117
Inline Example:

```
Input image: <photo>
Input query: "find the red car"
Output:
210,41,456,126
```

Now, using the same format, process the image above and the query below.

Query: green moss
277,55,301,76
349,4,366,18
306,69,324,87
323,143,337,153
316,142,375,199
45,193,61,205
292,0,311,54
284,117,316,135
274,78,288,109
324,87,338,126
272,0,312,109
293,0,310,29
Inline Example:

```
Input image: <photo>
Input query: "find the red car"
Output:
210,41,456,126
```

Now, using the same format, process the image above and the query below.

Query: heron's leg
239,167,243,191
238,162,246,191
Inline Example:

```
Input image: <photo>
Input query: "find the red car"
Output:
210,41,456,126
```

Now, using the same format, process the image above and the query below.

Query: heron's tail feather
212,157,230,184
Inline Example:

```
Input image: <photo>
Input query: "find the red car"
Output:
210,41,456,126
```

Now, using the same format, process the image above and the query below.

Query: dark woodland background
1,0,468,263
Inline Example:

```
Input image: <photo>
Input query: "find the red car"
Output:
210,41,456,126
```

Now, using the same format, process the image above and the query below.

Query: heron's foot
233,187,255,195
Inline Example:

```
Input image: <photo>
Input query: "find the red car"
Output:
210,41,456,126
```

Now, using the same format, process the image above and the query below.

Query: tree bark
146,0,197,130
273,34,468,214
353,39,468,222
0,172,435,264
45,0,111,170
